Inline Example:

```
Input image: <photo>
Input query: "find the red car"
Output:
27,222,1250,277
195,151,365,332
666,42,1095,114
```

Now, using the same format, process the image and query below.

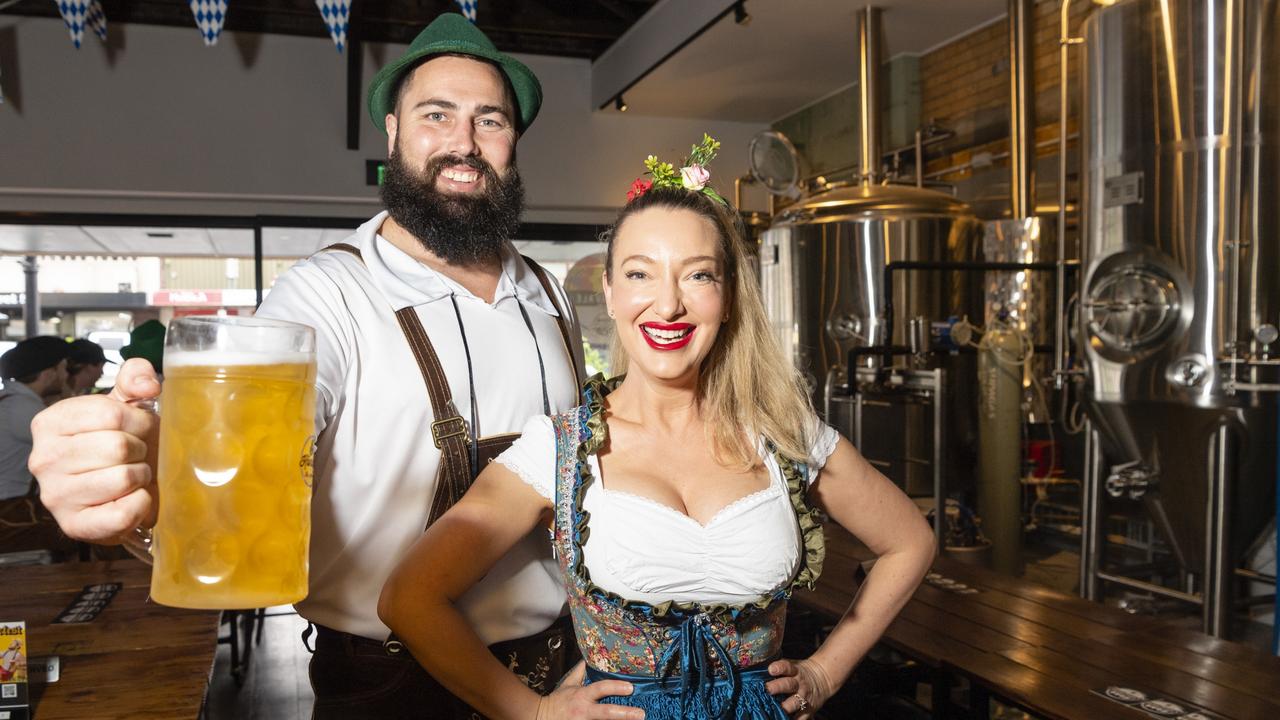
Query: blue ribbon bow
657,612,738,719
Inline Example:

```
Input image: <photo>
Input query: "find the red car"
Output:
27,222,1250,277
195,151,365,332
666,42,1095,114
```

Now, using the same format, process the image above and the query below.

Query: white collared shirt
256,211,583,642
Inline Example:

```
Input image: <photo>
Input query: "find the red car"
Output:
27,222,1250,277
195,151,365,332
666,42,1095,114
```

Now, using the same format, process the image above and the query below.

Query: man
63,338,112,397
28,13,583,718
2,336,69,502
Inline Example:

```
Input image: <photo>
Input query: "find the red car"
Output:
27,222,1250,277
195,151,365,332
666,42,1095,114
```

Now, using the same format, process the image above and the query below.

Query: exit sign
366,159,385,186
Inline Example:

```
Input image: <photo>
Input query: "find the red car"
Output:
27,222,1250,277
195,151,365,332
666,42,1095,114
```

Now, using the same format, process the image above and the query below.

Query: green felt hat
366,13,542,134
120,320,166,375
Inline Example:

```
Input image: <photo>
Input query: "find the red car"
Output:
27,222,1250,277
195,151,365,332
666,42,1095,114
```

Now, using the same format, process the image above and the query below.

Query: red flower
626,177,653,202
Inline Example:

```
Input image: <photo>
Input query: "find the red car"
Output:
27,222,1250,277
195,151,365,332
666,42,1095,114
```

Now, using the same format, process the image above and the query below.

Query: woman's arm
378,463,554,718
768,436,936,715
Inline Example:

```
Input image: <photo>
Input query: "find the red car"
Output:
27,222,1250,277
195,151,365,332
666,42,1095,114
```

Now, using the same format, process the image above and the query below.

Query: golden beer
151,351,316,609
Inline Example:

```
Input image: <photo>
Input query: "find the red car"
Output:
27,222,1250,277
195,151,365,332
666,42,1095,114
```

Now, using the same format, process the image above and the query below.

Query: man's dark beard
380,149,525,266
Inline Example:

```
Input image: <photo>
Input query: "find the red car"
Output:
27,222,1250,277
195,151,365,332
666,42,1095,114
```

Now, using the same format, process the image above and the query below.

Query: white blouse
498,415,840,606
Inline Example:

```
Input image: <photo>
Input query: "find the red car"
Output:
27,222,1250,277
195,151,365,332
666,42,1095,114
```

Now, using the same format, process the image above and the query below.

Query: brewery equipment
1073,0,1280,636
757,7,988,548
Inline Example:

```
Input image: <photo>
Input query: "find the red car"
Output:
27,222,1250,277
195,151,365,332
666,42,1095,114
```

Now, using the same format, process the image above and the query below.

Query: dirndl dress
548,375,826,720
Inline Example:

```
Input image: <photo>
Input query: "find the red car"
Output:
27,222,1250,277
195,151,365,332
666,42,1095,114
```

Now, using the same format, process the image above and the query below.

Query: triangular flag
455,0,477,22
54,0,108,49
189,0,229,47
315,0,351,53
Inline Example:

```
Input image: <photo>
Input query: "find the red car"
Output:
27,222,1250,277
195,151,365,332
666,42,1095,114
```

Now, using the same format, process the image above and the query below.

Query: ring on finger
795,695,811,712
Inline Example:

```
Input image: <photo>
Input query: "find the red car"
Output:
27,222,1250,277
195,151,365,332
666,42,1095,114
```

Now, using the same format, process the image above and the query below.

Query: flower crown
626,134,728,206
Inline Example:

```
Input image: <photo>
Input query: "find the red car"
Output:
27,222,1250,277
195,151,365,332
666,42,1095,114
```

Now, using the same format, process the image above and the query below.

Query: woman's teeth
642,326,692,342
442,169,479,183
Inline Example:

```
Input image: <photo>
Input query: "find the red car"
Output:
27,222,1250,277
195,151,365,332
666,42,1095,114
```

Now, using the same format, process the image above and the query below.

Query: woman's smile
639,322,695,350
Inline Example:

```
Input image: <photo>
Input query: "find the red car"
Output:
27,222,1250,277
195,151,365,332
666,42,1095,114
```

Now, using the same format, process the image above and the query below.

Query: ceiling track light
615,95,628,112
733,1,751,26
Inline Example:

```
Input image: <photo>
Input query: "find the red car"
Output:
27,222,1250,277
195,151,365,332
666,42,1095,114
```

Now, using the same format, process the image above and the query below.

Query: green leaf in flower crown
702,186,727,206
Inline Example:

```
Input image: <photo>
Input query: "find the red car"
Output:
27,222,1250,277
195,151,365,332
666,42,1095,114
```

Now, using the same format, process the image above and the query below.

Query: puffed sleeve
495,414,558,501
806,415,841,484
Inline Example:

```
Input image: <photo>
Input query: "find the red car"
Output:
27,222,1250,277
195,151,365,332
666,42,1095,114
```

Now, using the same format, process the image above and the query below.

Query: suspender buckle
431,416,470,448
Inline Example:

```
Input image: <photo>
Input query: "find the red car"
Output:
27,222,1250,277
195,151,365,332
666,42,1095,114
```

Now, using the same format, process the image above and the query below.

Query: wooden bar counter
795,522,1280,720
0,559,220,720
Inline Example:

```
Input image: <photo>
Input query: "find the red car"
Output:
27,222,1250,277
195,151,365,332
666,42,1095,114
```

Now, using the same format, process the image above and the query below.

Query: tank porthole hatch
1083,265,1181,358
748,130,801,197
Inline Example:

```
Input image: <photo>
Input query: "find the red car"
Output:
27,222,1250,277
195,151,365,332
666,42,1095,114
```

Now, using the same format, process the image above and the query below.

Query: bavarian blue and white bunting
455,0,477,22
189,0,229,46
54,0,108,49
315,0,351,53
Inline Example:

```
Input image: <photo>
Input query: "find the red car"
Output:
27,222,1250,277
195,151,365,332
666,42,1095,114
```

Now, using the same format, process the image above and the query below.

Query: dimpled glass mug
150,315,317,610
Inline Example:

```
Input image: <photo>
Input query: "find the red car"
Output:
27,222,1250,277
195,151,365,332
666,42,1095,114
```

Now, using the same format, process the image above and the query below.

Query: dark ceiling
2,0,658,58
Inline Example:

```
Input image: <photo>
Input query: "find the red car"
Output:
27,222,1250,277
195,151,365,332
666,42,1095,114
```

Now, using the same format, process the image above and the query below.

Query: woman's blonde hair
604,187,814,468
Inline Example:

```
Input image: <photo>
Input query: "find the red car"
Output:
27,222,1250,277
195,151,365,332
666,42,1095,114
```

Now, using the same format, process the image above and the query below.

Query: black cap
67,338,112,367
0,336,70,380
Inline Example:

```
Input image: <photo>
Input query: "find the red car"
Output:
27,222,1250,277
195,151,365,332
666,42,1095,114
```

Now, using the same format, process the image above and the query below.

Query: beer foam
165,350,313,368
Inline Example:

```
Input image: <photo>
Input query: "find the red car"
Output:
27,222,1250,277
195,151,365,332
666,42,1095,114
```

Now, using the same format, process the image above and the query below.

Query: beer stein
150,316,317,609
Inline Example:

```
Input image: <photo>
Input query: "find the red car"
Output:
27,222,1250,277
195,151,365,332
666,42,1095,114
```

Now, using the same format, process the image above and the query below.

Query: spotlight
733,1,751,26
615,96,628,112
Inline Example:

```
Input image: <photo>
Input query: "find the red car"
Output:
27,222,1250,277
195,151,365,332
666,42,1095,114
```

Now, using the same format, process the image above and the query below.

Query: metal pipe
22,255,38,338
1055,0,1084,391
1205,425,1234,637
253,225,264,309
881,260,1078,366
1081,422,1104,601
1236,567,1278,585
1008,0,1036,218
857,6,883,185
1095,571,1203,605
914,128,925,188
933,368,947,549
811,129,955,187
923,133,1079,181
1226,381,1280,393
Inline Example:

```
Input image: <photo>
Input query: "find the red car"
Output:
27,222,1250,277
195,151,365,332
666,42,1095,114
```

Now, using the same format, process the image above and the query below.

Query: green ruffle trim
569,373,825,622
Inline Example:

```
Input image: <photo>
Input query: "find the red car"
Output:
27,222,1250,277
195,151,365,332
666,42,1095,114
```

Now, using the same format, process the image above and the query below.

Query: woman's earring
608,309,615,318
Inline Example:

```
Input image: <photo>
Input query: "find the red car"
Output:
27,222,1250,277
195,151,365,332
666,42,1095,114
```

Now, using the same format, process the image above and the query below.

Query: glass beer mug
150,316,317,610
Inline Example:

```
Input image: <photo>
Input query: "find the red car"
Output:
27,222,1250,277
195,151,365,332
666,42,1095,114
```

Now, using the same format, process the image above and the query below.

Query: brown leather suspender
321,242,576,529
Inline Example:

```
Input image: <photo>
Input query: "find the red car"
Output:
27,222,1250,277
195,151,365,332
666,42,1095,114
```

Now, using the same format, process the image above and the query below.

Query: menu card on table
0,621,29,720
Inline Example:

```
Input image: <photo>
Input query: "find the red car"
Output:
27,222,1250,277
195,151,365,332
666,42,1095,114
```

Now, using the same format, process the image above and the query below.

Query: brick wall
920,0,1092,185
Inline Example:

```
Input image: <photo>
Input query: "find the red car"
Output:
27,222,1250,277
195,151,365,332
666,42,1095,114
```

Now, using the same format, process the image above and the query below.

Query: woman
379,139,936,719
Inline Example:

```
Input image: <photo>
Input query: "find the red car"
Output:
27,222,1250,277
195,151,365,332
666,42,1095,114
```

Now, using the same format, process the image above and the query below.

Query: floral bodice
549,376,825,680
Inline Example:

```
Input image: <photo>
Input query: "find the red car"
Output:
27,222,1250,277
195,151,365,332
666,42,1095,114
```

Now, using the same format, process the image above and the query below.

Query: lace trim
602,486,783,529
495,456,553,501
807,422,840,477
564,373,825,622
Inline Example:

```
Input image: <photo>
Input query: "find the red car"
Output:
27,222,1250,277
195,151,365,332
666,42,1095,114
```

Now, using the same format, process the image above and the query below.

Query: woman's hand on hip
766,657,835,718
535,664,644,720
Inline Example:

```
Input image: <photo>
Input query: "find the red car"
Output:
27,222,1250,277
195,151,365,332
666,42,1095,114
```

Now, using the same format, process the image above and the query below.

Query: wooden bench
793,522,1280,720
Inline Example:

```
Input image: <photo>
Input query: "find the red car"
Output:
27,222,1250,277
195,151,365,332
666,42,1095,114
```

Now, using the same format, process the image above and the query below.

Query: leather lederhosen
311,243,581,720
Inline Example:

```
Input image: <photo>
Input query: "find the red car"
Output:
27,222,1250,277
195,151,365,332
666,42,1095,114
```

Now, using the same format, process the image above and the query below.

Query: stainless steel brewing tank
760,184,983,402
1079,0,1279,571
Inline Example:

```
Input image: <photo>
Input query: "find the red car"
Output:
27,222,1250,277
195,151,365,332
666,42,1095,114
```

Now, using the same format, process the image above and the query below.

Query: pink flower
626,177,653,202
680,164,710,191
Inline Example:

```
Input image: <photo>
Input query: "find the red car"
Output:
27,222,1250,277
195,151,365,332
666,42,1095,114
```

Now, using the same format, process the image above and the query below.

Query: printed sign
52,583,121,624
0,621,29,720
27,657,58,685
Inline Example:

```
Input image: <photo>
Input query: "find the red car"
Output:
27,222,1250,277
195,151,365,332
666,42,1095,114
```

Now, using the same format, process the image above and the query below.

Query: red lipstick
639,322,695,351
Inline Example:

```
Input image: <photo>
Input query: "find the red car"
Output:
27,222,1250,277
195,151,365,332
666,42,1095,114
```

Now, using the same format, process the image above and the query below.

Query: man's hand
29,359,162,543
